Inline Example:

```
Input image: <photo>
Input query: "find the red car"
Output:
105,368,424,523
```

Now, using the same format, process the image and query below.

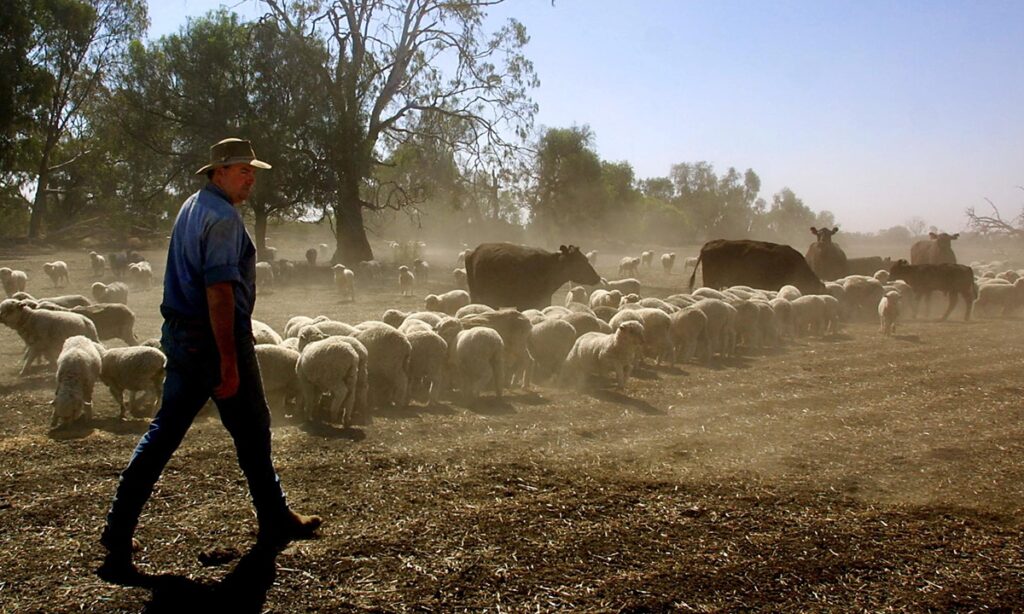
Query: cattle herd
0,229,1021,433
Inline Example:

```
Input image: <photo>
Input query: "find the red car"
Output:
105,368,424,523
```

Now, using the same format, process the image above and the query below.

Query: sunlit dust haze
147,0,1024,234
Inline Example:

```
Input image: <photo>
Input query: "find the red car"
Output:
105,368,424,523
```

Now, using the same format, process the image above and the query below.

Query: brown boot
257,510,322,549
97,532,143,585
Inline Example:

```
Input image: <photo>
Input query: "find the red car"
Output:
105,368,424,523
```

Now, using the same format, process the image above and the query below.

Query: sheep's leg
19,347,39,376
298,379,319,423
109,386,127,420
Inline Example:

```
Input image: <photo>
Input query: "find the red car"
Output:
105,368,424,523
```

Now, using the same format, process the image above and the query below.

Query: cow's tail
688,252,703,292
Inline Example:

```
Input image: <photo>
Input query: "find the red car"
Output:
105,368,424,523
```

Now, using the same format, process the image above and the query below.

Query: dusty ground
1,238,1023,612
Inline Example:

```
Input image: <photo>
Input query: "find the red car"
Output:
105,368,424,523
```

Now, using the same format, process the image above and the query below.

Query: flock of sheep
0,241,1021,432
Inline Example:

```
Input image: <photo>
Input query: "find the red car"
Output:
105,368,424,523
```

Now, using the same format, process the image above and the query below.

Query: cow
911,232,959,265
847,256,893,276
688,239,826,295
465,243,601,310
888,259,976,321
804,227,848,281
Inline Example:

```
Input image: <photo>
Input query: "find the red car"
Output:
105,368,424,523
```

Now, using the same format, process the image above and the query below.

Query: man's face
213,163,256,204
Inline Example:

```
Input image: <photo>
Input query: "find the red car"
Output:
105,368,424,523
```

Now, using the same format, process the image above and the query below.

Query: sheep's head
0,299,28,327
616,320,645,346
424,295,441,311
381,309,408,328
51,393,91,429
297,325,329,351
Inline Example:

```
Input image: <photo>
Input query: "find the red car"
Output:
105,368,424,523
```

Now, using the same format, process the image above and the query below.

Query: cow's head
889,259,911,281
559,245,601,285
928,232,959,248
810,226,839,244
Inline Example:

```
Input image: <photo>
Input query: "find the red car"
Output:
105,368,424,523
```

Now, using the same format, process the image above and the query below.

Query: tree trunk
252,202,269,260
332,191,374,265
27,162,49,239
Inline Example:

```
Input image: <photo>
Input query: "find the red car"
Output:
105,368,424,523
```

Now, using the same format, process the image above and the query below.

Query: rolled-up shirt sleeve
203,215,244,286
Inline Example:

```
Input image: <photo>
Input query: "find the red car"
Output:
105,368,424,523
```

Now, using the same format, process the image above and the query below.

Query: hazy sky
147,0,1024,233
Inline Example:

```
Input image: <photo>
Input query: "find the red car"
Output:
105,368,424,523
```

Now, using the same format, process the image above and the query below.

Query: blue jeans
103,318,288,545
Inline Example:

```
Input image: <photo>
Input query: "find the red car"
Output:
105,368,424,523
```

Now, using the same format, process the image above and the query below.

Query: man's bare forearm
206,282,236,363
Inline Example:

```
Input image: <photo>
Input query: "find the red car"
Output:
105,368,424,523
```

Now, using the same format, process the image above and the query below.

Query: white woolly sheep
332,264,356,301
255,343,301,416
459,309,534,388
453,268,468,291
768,297,796,339
661,252,676,273
284,315,330,338
255,261,274,291
527,318,577,384
398,265,416,296
0,268,28,297
777,285,802,302
406,329,448,404
126,261,153,288
51,335,104,428
38,294,91,309
732,301,764,351
0,299,99,375
790,295,828,336
555,311,612,338
820,295,841,335
89,251,106,277
692,287,729,301
973,279,1024,317
589,289,622,310
873,269,890,284
252,319,283,345
451,327,504,399
454,303,493,318
412,259,430,283
601,278,641,296
353,323,412,409
683,256,699,270
72,303,138,345
665,294,697,309
637,297,678,314
42,261,70,288
398,318,432,334
878,291,901,335
690,298,737,357
296,327,369,420
542,305,572,318
618,257,640,277
426,290,472,315
668,306,709,363
609,307,673,365
297,321,358,347
565,286,588,306
640,251,654,268
561,320,646,389
296,337,359,425
279,337,299,351
92,281,129,305
100,346,166,420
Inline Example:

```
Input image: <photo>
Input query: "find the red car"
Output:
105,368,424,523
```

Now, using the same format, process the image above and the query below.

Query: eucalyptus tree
262,0,538,264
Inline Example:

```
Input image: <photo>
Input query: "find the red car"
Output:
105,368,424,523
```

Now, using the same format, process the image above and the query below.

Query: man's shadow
137,545,278,613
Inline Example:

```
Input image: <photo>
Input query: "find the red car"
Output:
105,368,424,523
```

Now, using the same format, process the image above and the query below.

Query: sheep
305,248,318,267
454,303,493,319
327,264,355,302
425,290,471,315
777,285,802,302
255,344,301,417
637,297,678,314
126,261,153,288
973,279,1024,317
255,261,274,291
565,286,588,306
683,256,699,271
753,300,779,346
279,337,299,351
732,301,764,351
72,303,138,345
542,305,572,318
451,327,504,399
842,276,885,320
601,278,642,296
0,299,99,375
878,291,901,335
527,318,577,384
661,252,676,273
51,335,104,428
141,337,162,350
889,280,917,318
398,318,433,334
561,320,646,390
0,268,29,296
92,281,129,305
284,315,330,339
640,251,654,268
873,269,890,284
412,258,430,284
296,327,369,420
768,297,796,339
618,257,640,277
296,337,360,425
89,251,107,277
668,307,709,363
459,309,534,388
33,294,91,309
996,270,1020,283
565,301,596,315
820,295,842,335
42,261,70,288
589,289,622,310
251,319,283,345
555,311,612,338
406,329,448,404
592,306,618,323
790,295,828,336
586,250,598,265
692,287,730,301
665,294,697,309
609,307,673,365
99,346,166,420
353,323,412,409
398,266,416,296
690,298,737,357
453,268,468,290
297,320,358,344
264,246,278,261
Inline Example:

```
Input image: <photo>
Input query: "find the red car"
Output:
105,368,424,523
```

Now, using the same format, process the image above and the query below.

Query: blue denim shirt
160,183,256,334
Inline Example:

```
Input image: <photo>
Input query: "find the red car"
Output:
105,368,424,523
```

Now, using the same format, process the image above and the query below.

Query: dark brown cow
889,259,976,321
688,239,826,295
805,227,848,281
846,256,893,276
465,243,601,310
910,232,959,264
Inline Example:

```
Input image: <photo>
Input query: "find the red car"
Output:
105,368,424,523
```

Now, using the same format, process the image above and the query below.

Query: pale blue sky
146,0,1024,232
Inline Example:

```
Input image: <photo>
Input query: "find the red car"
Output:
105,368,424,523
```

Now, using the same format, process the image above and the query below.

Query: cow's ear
810,227,818,235
559,245,567,253
831,227,839,234
951,233,960,240
929,232,938,239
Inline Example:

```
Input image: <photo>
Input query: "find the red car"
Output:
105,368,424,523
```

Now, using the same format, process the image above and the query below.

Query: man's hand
207,282,239,399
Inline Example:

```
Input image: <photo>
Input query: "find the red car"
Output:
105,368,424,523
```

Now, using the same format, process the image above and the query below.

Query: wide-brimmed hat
194,138,272,175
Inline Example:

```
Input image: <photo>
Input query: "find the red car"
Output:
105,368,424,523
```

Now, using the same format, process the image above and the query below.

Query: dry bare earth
1,243,1023,612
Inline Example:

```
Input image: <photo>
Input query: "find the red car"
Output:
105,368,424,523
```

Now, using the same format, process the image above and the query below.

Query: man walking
98,138,321,583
